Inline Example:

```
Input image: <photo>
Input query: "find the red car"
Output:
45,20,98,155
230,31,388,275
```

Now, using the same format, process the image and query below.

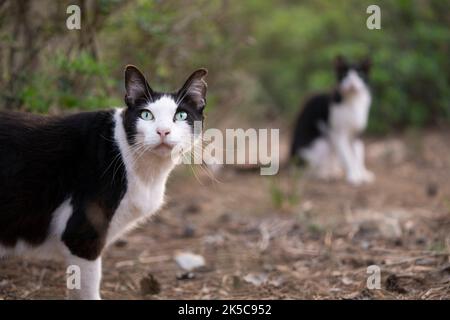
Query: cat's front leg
330,132,361,185
352,139,375,183
65,254,102,300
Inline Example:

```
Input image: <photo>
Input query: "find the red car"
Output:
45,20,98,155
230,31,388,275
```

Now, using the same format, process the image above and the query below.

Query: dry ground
1,129,449,299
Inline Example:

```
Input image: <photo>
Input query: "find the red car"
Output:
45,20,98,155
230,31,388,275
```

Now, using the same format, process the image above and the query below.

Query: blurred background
0,0,449,133
0,0,450,300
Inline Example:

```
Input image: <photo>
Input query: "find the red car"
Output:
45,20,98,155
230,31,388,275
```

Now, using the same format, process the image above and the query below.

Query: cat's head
122,65,207,158
334,55,371,95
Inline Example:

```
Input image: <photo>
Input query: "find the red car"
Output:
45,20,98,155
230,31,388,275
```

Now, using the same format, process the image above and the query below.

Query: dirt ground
1,129,449,300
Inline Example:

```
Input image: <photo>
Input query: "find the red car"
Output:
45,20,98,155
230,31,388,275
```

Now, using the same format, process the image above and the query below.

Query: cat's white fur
0,96,193,299
301,70,374,185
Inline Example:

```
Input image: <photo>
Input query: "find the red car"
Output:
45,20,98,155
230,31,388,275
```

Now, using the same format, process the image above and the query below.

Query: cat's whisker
102,150,124,179
185,157,204,186
126,143,150,171
110,142,149,184
181,146,222,184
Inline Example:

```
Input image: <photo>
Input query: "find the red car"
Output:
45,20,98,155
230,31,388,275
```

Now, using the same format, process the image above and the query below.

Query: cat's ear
334,55,348,70
359,57,372,74
124,65,153,108
176,68,208,111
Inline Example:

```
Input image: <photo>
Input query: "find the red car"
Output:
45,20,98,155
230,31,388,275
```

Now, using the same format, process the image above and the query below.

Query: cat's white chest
108,108,175,244
330,91,371,134
106,175,167,244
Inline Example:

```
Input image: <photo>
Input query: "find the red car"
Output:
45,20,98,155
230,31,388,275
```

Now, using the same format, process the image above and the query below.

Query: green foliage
19,50,120,113
268,169,302,210
244,0,450,133
4,0,449,132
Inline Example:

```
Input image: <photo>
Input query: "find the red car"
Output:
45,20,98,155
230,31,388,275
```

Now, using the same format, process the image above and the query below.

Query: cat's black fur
0,67,206,261
0,110,126,259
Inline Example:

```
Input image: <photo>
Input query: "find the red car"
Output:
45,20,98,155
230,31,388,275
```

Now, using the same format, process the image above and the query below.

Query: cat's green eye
175,111,188,121
140,110,154,121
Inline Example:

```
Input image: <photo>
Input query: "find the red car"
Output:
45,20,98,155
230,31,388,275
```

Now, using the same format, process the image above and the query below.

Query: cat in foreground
290,56,374,185
0,65,208,299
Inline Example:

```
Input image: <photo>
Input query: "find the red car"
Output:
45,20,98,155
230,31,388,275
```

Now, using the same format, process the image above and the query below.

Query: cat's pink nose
157,128,171,138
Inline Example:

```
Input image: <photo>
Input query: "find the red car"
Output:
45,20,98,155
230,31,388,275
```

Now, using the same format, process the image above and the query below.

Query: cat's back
0,110,108,134
0,110,112,149
0,112,51,176
0,110,115,187
291,93,331,155
299,93,331,123
0,111,48,138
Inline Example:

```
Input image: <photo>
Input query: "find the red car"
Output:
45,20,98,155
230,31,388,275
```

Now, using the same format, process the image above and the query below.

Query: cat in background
290,56,374,185
0,65,207,299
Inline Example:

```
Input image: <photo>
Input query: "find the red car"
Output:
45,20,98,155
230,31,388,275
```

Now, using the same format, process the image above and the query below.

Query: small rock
203,234,225,246
360,240,371,250
385,274,407,294
415,237,427,245
243,273,268,286
140,273,161,295
184,203,201,215
415,258,435,266
231,275,242,289
354,222,379,239
174,252,205,271
426,183,438,197
378,219,402,239
342,277,353,285
176,272,196,280
268,276,284,287
182,224,196,238
114,239,128,248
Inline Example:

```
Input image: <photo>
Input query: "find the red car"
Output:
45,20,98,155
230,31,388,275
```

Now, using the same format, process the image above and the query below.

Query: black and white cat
290,56,374,185
0,65,208,299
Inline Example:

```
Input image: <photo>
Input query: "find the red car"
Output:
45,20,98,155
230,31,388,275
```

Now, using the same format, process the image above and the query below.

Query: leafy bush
244,0,450,133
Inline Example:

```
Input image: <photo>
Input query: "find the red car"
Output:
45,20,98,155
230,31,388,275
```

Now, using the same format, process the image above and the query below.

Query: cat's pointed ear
124,65,153,108
359,57,372,73
177,68,208,111
334,55,347,70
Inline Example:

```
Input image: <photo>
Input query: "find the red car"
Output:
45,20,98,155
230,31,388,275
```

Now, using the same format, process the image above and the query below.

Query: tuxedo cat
0,65,208,299
290,56,374,185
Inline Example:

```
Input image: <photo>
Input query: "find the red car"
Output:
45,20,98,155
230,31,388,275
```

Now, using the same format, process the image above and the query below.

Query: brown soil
1,130,449,300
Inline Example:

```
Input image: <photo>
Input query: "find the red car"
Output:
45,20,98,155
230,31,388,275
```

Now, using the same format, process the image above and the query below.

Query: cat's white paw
361,169,375,183
347,175,364,186
347,170,375,186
